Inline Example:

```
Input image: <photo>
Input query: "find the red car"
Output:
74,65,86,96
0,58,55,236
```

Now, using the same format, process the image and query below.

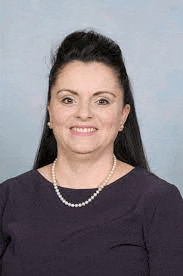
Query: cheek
109,122,115,127
51,108,71,125
101,105,122,129
109,120,120,129
52,113,63,125
106,113,121,129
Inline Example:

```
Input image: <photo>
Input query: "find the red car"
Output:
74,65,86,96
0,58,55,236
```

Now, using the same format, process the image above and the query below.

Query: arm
145,184,183,276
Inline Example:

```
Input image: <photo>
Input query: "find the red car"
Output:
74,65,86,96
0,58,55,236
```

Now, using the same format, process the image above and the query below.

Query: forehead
53,61,122,93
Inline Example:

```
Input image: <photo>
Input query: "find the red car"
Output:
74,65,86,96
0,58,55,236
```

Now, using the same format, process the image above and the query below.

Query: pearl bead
51,155,117,208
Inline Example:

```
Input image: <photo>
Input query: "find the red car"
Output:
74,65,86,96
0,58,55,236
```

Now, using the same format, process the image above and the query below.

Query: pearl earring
47,122,52,129
119,124,124,131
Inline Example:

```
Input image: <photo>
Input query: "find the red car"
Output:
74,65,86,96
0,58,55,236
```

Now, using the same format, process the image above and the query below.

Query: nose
76,101,93,120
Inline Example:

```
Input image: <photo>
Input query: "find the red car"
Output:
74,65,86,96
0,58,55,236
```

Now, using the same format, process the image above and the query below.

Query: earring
47,122,52,129
119,124,124,132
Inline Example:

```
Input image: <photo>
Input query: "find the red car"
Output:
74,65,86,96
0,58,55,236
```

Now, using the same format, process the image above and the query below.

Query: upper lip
70,125,98,129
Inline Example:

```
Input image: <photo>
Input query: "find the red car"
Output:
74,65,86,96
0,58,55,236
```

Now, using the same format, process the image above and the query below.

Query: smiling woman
1,30,183,275
47,61,130,160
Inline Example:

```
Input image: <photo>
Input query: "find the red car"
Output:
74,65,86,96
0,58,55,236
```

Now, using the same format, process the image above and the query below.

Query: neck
54,150,116,189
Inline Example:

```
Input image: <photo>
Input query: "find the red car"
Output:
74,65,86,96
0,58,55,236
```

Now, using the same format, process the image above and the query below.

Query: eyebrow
56,89,117,97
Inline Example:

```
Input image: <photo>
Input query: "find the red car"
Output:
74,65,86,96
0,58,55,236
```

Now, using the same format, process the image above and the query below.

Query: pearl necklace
51,155,117,208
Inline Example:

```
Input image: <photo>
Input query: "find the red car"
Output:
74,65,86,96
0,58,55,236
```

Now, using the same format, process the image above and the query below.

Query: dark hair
33,30,150,171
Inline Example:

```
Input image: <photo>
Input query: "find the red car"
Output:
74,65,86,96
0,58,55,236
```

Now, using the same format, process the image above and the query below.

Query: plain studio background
1,0,183,196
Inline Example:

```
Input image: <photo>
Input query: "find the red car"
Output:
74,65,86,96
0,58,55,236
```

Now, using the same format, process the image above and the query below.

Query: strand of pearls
51,155,117,208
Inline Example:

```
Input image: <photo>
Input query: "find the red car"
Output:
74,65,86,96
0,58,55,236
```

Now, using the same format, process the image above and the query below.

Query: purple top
1,166,183,275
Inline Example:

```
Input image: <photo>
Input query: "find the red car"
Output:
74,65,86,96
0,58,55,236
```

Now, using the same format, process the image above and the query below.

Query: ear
119,104,130,129
47,104,52,128
47,104,51,120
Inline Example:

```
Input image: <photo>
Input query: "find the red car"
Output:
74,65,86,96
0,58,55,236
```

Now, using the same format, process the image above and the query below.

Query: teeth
72,127,96,133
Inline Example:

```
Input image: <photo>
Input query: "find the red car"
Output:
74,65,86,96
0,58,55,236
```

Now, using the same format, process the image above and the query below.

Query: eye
61,97,74,104
97,98,110,105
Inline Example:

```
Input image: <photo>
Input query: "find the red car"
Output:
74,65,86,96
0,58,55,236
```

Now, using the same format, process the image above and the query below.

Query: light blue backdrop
1,0,183,195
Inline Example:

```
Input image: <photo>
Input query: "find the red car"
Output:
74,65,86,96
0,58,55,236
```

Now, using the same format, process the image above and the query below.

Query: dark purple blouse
1,166,183,275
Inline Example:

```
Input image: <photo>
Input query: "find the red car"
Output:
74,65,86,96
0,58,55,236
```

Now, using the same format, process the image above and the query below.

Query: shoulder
116,161,175,195
37,164,52,183
1,170,38,187
0,170,41,204
128,166,175,191
116,167,183,229
128,166,183,207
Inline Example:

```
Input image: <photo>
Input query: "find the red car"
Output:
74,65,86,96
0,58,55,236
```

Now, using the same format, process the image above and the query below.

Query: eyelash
61,97,111,105
96,98,110,105
61,97,74,104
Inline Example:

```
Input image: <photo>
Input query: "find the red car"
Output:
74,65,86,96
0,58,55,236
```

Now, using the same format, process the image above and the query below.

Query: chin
68,145,100,155
72,149,97,155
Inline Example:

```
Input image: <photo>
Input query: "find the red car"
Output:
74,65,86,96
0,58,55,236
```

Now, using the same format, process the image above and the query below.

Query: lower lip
70,129,97,136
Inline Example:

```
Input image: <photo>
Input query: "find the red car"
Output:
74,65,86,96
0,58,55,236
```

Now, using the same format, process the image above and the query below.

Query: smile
71,127,97,133
70,127,97,136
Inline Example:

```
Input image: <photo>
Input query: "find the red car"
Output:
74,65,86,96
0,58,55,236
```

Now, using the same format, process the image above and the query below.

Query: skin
38,61,134,189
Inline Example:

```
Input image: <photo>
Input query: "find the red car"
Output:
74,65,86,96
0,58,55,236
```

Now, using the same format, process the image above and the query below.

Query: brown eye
62,97,74,104
97,98,110,105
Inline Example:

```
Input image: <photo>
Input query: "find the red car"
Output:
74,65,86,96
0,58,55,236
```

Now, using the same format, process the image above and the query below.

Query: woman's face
48,61,130,157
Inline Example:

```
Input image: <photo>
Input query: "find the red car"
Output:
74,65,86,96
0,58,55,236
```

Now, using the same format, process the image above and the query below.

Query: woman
1,30,183,275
